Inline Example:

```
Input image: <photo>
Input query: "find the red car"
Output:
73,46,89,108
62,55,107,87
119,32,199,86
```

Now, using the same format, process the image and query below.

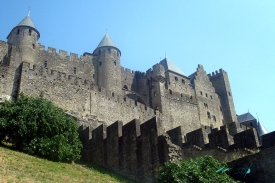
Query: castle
1,13,274,182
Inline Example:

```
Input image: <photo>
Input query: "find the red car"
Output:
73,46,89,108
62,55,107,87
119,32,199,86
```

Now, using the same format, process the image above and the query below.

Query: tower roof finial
28,6,31,16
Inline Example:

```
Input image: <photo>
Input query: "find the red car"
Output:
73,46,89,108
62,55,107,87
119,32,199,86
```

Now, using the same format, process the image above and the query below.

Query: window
114,60,116,66
182,79,185,84
250,122,253,126
99,62,102,66
206,93,208,97
44,61,47,68
93,74,94,78
210,95,213,99
74,67,76,74
175,77,178,81
32,44,35,49
228,92,231,96
17,29,20,35
108,48,111,54
181,93,183,97
200,91,203,95
112,92,114,97
207,111,211,119
29,29,31,36
212,115,216,122
169,89,172,95
204,103,208,108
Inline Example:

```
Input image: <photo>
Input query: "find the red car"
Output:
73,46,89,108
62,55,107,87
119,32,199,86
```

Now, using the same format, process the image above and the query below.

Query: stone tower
93,33,122,94
6,11,40,68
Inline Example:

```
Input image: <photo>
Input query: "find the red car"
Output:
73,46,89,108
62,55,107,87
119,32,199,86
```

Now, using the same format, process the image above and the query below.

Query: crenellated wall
78,116,264,182
19,62,158,126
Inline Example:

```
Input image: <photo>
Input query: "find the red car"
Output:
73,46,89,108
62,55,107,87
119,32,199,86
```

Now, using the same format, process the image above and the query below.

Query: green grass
0,145,137,183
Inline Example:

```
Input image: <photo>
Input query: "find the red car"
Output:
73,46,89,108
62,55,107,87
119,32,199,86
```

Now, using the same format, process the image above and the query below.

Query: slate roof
257,121,269,136
237,112,256,123
159,57,186,77
97,33,117,48
17,15,36,29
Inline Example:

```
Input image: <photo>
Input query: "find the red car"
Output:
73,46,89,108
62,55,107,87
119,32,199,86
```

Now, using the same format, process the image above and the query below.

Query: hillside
0,146,137,183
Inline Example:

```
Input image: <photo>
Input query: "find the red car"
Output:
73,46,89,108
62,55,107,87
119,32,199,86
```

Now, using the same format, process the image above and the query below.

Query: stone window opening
114,60,116,66
190,96,192,99
175,77,178,81
200,91,203,95
99,62,102,66
123,85,128,90
207,111,211,119
112,92,114,97
228,92,231,96
181,93,183,97
204,103,208,108
74,67,76,74
182,79,185,84
29,29,31,36
44,61,47,68
2,75,4,78
212,115,216,122
210,95,213,99
99,50,101,55
250,122,253,126
17,29,20,35
108,48,111,54
135,101,137,106
205,93,208,97
32,44,35,49
93,74,94,78
169,89,172,95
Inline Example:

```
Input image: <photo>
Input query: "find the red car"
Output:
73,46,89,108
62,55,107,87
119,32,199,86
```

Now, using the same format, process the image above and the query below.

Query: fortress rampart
78,116,262,183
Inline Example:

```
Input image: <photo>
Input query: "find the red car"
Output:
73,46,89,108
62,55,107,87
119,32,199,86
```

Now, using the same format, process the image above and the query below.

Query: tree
155,155,240,183
0,94,82,162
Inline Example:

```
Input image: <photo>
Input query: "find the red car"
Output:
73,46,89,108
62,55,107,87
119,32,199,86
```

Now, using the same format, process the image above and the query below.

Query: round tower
93,33,122,94
6,11,40,68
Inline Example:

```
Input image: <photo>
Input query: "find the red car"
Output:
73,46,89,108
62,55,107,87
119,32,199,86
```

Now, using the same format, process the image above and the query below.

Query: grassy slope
0,146,137,183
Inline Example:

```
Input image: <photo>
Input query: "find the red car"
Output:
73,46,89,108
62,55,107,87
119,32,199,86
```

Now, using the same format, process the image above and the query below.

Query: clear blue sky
0,1,274,132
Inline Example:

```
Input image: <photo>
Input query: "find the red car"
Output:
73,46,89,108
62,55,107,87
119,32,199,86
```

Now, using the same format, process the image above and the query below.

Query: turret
6,11,39,68
93,33,122,93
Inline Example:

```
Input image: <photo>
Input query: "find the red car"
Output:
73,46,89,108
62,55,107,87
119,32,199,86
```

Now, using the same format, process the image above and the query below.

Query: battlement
38,44,93,61
207,68,228,79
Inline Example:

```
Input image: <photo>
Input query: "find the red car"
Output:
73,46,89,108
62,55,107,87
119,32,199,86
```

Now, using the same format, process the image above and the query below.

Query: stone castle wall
79,116,263,182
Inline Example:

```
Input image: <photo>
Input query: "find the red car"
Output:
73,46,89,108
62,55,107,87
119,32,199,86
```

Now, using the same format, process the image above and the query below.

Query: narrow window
17,29,20,35
99,62,102,66
108,48,111,54
74,67,76,74
210,95,213,99
190,96,192,99
228,92,231,96
213,115,216,122
206,93,208,97
114,60,116,66
29,29,31,36
135,101,137,106
181,93,183,97
175,77,178,81
112,92,114,97
98,50,101,55
32,44,35,49
207,111,211,119
182,79,185,84
169,89,172,95
250,122,253,126
93,74,94,78
44,61,47,68
200,91,203,95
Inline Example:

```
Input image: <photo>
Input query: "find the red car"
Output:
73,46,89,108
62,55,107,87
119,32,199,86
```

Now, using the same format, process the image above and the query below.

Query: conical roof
97,33,117,48
257,121,268,136
17,15,36,29
160,57,186,76
7,13,40,39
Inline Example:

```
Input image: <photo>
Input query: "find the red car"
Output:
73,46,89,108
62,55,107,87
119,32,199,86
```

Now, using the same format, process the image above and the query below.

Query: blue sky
0,1,274,132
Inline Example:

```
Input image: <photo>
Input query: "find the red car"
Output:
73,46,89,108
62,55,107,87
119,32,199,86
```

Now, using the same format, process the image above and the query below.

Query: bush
0,94,82,162
155,155,240,183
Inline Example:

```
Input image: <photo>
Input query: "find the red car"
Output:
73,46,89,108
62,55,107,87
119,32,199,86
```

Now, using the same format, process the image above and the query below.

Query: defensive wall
19,61,159,127
78,116,263,182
